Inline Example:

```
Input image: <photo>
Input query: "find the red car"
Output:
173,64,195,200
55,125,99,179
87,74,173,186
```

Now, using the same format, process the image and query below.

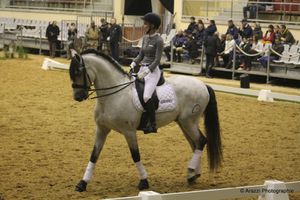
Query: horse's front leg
75,126,110,192
124,131,149,190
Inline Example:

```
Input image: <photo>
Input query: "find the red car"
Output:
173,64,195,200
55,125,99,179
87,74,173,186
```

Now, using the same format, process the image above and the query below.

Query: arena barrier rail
104,180,300,200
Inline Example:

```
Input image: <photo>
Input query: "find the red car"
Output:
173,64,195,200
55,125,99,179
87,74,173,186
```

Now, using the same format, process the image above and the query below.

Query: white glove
137,68,150,79
107,36,110,41
130,62,136,69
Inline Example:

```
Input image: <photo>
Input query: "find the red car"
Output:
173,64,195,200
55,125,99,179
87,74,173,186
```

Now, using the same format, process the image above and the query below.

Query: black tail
204,85,222,171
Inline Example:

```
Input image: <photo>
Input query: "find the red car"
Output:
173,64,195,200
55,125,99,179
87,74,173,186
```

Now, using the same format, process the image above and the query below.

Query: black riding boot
143,99,157,134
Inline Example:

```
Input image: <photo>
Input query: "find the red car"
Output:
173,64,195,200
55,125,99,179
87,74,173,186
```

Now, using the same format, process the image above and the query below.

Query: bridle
71,57,134,99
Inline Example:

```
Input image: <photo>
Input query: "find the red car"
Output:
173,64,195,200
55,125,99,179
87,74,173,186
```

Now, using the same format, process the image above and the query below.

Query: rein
72,56,134,99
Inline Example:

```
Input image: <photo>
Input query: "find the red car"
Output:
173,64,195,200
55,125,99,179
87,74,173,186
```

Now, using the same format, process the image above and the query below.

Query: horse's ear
70,49,78,58
71,49,82,64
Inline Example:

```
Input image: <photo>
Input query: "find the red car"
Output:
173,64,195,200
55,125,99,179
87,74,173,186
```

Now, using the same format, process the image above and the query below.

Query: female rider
130,13,163,134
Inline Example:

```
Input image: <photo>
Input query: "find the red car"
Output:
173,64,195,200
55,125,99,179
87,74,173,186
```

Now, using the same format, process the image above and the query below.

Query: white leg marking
135,161,148,180
83,161,95,183
188,149,203,171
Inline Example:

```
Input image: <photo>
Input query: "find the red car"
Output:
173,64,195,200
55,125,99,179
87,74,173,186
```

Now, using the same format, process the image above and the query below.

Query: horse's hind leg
75,126,110,192
177,119,207,184
124,131,149,190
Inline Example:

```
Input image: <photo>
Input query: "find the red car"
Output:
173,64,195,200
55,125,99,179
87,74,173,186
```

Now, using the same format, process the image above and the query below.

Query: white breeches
139,66,161,103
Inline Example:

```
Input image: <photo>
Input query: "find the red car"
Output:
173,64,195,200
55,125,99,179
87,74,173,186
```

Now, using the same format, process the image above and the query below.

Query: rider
130,13,163,134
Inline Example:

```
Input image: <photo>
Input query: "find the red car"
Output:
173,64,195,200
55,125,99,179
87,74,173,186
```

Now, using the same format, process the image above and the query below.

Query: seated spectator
183,33,199,64
164,29,188,62
204,31,221,78
187,16,198,34
216,34,226,67
239,19,253,39
279,25,296,45
243,0,270,19
226,20,239,41
274,25,281,39
195,23,206,48
205,20,217,36
258,38,284,67
262,24,275,44
238,37,253,71
221,34,235,68
253,22,263,40
197,19,205,29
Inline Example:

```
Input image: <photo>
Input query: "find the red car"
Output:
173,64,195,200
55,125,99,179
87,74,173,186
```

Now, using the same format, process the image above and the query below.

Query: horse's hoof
187,174,201,185
75,180,87,192
138,179,149,190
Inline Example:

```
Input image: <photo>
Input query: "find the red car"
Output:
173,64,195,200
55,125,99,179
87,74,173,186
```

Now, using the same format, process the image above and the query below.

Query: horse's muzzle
74,90,88,102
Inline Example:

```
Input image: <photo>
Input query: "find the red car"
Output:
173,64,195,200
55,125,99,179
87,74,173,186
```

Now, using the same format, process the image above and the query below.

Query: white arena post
41,58,69,70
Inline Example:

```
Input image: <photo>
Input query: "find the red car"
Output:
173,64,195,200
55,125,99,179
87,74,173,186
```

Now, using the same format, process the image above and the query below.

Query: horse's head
69,50,92,102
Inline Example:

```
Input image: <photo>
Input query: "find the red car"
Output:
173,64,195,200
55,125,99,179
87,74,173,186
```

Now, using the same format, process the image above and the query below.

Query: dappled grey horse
69,49,222,192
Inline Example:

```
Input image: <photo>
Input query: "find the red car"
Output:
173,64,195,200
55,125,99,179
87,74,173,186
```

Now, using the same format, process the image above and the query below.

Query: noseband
72,57,134,99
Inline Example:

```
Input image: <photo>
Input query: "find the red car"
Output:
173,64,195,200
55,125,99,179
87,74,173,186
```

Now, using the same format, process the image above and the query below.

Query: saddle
135,71,165,131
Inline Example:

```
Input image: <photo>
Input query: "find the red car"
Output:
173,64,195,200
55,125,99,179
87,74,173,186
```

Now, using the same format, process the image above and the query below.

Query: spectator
164,29,187,62
253,22,263,40
258,38,284,68
187,16,198,34
108,18,122,61
195,23,206,48
46,21,60,58
216,34,226,67
197,19,205,29
274,25,281,39
203,31,221,78
226,20,239,41
85,21,99,50
221,34,235,68
243,36,261,71
243,0,269,19
184,33,199,64
205,20,217,36
67,23,77,59
262,24,275,44
99,18,109,51
239,19,253,39
238,37,253,71
279,25,295,45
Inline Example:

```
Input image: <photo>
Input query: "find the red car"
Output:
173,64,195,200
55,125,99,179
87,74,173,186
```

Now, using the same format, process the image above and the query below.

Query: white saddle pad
132,83,177,113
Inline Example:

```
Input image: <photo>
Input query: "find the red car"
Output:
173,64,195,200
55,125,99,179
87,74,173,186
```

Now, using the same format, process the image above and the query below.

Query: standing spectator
164,29,187,62
279,25,295,45
239,19,253,39
258,38,284,68
85,21,99,50
262,24,275,44
226,20,239,41
205,20,217,36
221,34,235,68
253,22,263,40
243,0,269,19
204,31,221,78
67,23,77,59
187,16,198,34
99,18,109,51
108,18,122,61
46,21,60,58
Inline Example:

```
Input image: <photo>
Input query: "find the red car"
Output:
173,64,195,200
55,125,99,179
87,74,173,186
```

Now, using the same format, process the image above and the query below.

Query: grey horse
69,49,222,192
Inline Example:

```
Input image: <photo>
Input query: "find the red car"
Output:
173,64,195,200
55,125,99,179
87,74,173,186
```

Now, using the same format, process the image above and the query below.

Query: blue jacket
226,25,239,40
239,24,253,39
205,24,217,36
172,34,188,47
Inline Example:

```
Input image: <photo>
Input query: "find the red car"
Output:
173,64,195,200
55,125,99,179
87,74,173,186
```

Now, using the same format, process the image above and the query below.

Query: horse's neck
91,56,130,90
